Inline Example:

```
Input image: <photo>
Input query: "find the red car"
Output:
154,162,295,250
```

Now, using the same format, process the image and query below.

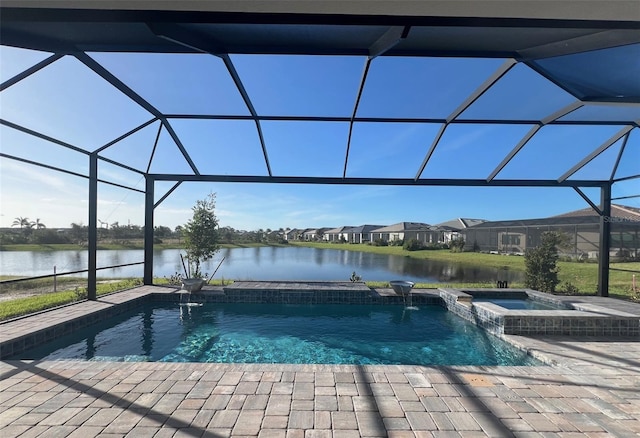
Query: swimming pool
14,302,538,366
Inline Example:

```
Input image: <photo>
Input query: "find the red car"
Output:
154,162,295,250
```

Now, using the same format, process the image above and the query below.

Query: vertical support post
88,153,98,300
143,176,155,285
598,184,612,297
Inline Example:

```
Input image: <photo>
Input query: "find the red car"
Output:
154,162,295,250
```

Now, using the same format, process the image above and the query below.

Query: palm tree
32,218,46,229
12,217,31,229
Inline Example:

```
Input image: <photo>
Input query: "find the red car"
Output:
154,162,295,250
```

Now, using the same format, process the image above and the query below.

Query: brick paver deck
1,286,639,437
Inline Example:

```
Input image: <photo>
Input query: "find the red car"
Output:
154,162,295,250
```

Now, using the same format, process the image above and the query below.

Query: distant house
435,218,487,243
463,204,640,258
302,228,329,241
323,226,354,242
370,222,433,244
284,228,303,241
343,225,386,243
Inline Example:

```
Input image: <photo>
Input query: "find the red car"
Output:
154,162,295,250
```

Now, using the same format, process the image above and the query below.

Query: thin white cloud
1,159,71,190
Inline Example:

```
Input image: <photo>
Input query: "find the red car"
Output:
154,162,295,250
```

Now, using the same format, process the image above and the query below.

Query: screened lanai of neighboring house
464,205,640,257
1,1,639,298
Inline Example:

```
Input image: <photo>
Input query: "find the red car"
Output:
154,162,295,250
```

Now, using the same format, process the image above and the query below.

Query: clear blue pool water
18,303,539,366
473,298,560,310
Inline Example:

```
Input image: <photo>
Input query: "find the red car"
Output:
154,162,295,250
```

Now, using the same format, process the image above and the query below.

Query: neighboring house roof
348,225,386,234
371,222,431,233
435,218,487,230
303,227,330,235
467,204,640,229
324,226,355,234
467,216,598,228
552,204,640,220
433,225,462,232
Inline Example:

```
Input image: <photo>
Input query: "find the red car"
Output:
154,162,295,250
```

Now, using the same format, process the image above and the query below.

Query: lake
0,247,523,283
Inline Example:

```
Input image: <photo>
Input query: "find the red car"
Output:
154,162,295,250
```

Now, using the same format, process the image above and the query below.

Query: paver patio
1,286,639,437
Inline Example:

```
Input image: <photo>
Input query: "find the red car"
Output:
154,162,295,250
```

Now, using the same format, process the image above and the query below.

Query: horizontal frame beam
160,114,639,126
148,173,606,188
4,7,639,30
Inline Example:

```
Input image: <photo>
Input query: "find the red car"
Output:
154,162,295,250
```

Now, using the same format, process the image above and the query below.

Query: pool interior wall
1,282,638,360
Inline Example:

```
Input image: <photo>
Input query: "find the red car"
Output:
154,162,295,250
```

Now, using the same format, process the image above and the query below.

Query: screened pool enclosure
1,2,639,298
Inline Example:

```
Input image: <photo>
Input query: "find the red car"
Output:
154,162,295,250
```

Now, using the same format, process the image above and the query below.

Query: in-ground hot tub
439,288,639,337
471,297,562,311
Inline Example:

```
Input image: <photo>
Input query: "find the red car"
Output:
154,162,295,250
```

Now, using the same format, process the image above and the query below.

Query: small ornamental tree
524,231,569,293
183,193,220,278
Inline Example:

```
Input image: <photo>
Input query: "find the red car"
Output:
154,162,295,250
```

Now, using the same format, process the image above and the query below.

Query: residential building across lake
285,204,640,260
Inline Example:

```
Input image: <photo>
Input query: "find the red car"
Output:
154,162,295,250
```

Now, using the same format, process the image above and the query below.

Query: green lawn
0,278,144,321
0,277,238,322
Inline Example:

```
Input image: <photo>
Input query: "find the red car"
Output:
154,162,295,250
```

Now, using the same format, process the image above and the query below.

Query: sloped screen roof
1,6,639,195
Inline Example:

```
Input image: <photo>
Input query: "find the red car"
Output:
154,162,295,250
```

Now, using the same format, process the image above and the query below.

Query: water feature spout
180,278,204,307
389,280,418,310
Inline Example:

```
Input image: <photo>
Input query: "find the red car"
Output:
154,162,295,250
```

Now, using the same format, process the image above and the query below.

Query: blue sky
1,45,638,230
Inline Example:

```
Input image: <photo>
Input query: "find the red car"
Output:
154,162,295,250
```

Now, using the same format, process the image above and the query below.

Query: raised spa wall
439,288,640,337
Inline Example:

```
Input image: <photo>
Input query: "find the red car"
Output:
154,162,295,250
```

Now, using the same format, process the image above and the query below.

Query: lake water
0,247,523,283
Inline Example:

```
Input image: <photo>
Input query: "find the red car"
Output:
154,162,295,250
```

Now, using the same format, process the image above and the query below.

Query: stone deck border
1,284,640,436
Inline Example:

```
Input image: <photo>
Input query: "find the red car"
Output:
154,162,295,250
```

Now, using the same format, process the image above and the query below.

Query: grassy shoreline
290,242,639,297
